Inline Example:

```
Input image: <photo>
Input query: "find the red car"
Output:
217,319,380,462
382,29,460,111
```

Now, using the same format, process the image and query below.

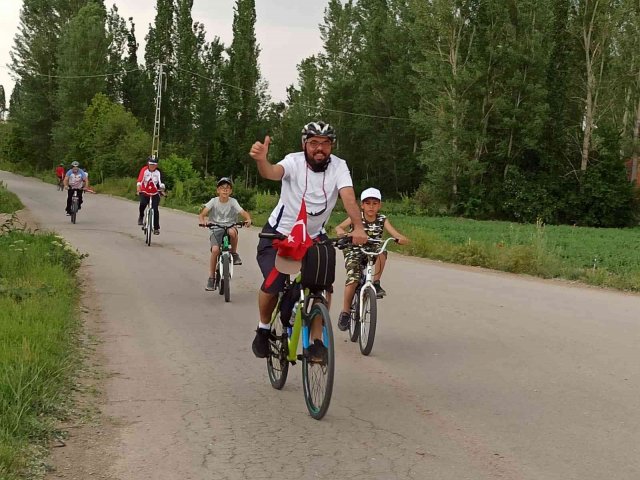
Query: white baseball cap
360,187,382,201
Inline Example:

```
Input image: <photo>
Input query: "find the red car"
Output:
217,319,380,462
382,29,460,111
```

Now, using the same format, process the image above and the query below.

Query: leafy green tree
76,93,151,179
53,2,109,160
194,36,227,175
410,0,482,211
9,0,61,167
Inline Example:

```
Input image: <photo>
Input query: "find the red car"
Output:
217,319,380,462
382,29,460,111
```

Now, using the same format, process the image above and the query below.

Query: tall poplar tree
122,18,153,128
145,0,175,152
9,0,62,167
194,36,227,175
172,0,199,147
53,2,109,159
224,0,261,179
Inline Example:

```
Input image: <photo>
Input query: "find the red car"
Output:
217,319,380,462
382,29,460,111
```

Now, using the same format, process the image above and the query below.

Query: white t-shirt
65,169,87,189
204,197,243,225
268,152,353,238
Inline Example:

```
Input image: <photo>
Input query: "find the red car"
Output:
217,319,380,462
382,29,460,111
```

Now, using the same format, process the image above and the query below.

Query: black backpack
300,242,336,291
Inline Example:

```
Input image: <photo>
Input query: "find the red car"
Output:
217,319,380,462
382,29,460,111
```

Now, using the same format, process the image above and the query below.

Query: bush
158,154,198,191
561,156,638,227
229,180,257,212
75,93,151,179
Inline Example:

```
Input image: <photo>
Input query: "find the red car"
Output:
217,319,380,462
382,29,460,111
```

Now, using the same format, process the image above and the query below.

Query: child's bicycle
346,237,398,356
140,191,163,246
258,231,349,420
201,222,247,302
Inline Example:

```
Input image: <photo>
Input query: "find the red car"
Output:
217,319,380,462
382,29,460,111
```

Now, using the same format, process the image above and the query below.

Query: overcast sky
0,0,329,104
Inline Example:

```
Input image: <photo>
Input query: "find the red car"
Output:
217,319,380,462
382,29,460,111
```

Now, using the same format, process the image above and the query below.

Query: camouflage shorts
344,248,388,285
344,250,366,285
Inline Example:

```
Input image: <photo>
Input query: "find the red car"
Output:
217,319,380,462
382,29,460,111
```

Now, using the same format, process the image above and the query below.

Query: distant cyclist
64,161,89,215
136,156,165,235
55,163,65,187
248,121,368,359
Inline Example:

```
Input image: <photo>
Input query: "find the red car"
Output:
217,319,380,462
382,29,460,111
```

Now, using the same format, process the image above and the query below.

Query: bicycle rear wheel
267,310,289,390
358,286,377,356
348,292,359,342
302,302,334,420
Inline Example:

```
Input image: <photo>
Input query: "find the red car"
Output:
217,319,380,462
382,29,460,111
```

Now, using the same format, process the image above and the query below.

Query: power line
174,65,411,122
2,63,412,121
0,65,144,79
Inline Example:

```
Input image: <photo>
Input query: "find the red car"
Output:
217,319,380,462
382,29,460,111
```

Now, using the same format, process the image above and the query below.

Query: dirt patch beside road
44,267,120,480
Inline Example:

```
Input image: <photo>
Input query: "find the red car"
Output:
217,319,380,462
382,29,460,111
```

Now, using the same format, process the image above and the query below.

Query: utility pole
151,63,166,159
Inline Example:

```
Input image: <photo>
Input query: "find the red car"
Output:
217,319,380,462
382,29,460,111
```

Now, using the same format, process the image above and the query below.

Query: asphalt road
3,171,640,480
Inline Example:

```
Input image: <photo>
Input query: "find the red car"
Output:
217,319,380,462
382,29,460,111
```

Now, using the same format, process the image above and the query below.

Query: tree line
1,0,639,227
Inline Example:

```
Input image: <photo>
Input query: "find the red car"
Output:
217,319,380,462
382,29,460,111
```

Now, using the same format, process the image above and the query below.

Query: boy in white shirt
198,177,252,291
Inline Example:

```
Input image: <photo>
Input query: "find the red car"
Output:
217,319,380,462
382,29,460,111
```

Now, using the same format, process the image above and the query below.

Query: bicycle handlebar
258,232,352,249
200,222,247,229
352,237,398,256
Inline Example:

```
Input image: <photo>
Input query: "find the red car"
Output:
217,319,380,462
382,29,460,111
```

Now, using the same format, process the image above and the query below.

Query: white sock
259,322,270,330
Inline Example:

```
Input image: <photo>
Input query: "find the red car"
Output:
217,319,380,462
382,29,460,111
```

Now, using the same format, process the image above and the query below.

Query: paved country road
2,170,640,480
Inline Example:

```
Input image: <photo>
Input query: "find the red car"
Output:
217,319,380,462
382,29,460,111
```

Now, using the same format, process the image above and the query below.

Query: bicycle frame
356,237,396,316
141,192,161,244
271,276,328,363
205,223,244,280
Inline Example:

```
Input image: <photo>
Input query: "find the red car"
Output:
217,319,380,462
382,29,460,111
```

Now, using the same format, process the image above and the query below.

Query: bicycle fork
358,259,377,318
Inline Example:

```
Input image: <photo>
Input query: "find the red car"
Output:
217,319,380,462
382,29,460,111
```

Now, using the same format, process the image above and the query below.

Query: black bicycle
68,189,82,224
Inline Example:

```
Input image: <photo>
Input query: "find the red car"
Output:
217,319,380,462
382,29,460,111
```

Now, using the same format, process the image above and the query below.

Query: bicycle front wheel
358,286,377,356
302,302,334,420
222,254,230,302
267,311,289,390
70,198,77,224
145,209,153,246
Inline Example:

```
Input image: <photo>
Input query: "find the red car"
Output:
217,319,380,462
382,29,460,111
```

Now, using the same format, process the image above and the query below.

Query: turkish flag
274,199,313,261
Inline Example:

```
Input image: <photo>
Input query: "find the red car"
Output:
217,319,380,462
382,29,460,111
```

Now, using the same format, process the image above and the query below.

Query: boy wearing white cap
334,187,410,331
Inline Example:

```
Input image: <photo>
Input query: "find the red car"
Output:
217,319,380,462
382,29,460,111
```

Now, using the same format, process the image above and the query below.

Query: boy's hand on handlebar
244,219,252,227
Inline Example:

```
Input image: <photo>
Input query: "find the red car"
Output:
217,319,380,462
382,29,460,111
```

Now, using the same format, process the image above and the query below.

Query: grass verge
0,210,87,478
0,181,24,214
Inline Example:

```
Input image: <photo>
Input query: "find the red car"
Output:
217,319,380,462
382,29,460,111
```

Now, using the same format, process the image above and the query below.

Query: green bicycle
201,222,246,302
259,232,348,420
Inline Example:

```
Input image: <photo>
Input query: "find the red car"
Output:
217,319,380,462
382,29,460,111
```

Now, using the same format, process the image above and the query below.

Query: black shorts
256,223,332,294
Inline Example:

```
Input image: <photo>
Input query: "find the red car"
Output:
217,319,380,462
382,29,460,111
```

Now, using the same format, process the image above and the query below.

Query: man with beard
249,121,368,360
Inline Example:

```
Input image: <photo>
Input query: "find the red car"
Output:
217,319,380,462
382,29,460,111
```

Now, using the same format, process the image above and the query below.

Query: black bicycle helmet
301,121,337,144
